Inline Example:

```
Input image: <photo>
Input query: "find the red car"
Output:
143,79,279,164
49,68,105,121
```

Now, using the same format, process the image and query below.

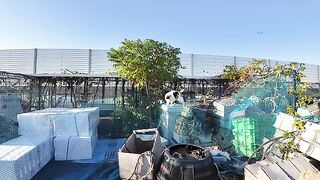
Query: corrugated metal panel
91,49,112,74
37,49,65,74
235,56,253,68
0,49,319,82
192,54,234,77
302,63,319,83
178,53,192,77
269,59,291,66
37,49,89,74
0,49,34,73
60,49,89,73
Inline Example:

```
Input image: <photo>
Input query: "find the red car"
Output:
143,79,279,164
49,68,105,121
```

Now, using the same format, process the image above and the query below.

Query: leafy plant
113,90,158,137
108,39,181,95
109,39,181,136
222,59,270,94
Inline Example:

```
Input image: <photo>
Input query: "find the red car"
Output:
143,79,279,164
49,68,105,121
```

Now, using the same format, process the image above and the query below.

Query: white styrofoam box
18,107,99,138
257,163,291,180
213,98,236,116
17,108,69,137
54,129,98,161
274,113,296,132
4,136,53,170
230,109,246,119
67,134,97,160
0,136,53,180
300,122,320,141
298,140,320,161
244,163,260,180
159,104,182,140
34,138,53,168
0,146,35,180
52,113,78,136
18,113,53,137
297,107,312,117
0,143,24,159
67,107,100,137
53,136,70,161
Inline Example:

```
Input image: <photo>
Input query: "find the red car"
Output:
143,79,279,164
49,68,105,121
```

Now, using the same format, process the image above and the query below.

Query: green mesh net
174,102,219,143
228,76,293,157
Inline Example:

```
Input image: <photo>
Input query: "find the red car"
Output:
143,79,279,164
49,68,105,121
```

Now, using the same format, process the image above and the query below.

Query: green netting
174,102,219,145
232,77,292,114
226,77,291,157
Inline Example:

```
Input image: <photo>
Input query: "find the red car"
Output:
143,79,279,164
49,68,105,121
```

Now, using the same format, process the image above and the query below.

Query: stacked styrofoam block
213,98,236,118
273,113,320,161
213,98,236,129
53,130,98,161
17,108,71,138
297,107,312,117
0,136,53,180
159,104,183,141
273,113,297,132
17,107,100,161
52,107,99,160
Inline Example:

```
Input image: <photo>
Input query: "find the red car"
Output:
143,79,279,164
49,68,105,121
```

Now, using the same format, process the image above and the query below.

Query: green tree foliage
222,60,270,94
108,39,181,136
113,90,157,137
108,39,181,93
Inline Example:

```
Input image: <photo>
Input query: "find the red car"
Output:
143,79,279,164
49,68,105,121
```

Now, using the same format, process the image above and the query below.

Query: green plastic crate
231,116,275,158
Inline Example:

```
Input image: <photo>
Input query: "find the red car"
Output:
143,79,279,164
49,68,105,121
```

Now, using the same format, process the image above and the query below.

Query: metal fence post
191,54,194,77
317,65,320,86
88,49,92,74
33,48,38,74
234,56,237,67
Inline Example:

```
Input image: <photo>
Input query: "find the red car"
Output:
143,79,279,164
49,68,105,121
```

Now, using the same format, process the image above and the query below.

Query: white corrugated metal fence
0,49,319,83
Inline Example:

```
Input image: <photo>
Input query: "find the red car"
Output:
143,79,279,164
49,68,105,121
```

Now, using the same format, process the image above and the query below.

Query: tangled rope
127,151,154,180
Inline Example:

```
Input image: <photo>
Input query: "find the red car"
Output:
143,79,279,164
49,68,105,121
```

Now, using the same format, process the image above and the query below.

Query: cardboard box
118,128,165,180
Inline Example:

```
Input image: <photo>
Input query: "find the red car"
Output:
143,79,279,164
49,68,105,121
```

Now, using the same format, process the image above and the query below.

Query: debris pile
173,102,219,146
213,77,292,157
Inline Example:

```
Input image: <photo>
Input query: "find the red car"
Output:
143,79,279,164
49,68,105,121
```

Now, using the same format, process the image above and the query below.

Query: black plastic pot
154,144,219,180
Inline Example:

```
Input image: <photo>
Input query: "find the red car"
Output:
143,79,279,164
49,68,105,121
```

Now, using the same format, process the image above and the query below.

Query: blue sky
0,0,319,64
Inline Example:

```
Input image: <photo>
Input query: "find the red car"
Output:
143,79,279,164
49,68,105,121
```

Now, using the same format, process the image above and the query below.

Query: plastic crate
233,142,261,158
231,116,275,158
